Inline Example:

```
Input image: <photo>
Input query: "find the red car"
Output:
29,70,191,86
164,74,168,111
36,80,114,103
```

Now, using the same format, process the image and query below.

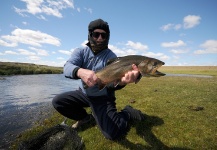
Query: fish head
138,58,165,77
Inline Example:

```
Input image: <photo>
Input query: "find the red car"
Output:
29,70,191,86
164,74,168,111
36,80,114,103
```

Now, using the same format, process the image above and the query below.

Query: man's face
91,29,108,44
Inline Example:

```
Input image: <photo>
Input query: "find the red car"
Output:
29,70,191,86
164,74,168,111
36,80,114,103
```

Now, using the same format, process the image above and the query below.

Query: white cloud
160,15,201,31
58,50,72,55
47,0,74,9
14,0,74,18
194,40,217,54
183,15,201,29
29,47,49,56
170,49,189,54
0,39,17,47
126,41,148,50
5,50,19,55
81,40,88,47
108,44,126,56
161,40,186,48
27,55,41,61
0,28,61,47
108,41,169,62
57,57,64,60
37,15,47,20
160,23,182,31
0,58,13,62
143,52,170,61
18,49,36,55
77,8,81,12
179,33,186,37
84,7,92,14
160,23,173,31
174,24,182,30
22,22,28,25
173,55,180,59
38,60,65,67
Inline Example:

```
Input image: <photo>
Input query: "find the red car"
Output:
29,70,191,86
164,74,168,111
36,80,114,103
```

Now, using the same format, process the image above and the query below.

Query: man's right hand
77,68,98,87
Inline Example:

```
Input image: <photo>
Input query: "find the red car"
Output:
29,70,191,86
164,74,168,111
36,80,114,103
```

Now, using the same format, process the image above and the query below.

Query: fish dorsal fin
106,57,120,65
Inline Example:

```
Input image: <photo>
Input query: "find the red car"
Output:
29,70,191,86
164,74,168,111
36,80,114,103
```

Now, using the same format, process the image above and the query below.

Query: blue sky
0,0,217,66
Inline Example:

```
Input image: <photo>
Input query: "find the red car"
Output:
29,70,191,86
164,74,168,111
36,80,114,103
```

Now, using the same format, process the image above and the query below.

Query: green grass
160,66,217,76
11,68,217,150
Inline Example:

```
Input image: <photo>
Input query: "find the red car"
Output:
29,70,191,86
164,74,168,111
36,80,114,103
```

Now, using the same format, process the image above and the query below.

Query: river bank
0,62,62,75
1,102,55,149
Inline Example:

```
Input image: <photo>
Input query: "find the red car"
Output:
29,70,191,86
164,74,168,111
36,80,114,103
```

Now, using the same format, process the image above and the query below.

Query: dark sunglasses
91,32,108,39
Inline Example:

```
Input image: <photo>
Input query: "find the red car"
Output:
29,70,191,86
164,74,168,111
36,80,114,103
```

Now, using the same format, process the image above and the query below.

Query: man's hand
77,68,98,87
119,64,140,86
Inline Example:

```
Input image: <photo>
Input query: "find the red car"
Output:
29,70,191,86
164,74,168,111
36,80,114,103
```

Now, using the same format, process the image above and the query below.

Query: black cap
88,19,110,33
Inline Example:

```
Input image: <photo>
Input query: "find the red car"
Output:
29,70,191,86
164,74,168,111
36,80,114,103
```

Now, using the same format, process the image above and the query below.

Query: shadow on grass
75,114,192,150
117,115,192,150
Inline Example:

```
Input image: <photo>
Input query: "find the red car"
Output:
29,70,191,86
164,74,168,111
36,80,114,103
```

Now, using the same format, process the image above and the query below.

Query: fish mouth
151,63,166,77
153,70,166,77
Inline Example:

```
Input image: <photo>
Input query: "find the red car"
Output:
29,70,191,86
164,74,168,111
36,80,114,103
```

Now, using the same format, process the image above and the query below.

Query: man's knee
52,94,62,109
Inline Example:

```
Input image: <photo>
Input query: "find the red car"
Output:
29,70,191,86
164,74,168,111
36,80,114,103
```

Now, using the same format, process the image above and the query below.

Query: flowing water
0,74,79,149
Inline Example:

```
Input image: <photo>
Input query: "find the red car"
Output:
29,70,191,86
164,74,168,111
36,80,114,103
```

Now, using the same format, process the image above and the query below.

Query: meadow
11,66,217,149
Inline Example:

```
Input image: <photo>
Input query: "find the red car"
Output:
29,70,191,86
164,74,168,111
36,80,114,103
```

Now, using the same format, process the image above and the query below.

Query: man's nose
98,34,103,39
97,34,104,41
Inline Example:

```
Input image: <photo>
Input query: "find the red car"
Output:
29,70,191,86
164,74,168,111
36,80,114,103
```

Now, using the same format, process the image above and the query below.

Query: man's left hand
119,64,140,86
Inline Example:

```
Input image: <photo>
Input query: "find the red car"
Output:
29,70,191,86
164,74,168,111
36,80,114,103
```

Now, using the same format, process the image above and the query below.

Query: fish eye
154,62,158,66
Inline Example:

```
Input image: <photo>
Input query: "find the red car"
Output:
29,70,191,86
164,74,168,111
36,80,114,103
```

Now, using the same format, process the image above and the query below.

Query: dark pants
52,89,130,140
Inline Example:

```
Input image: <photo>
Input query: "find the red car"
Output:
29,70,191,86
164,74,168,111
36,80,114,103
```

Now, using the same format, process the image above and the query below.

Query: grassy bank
0,62,62,75
160,66,217,76
11,67,217,149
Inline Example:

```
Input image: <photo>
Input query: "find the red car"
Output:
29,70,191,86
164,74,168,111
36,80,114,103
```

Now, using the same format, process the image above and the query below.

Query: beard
90,42,108,53
88,34,109,53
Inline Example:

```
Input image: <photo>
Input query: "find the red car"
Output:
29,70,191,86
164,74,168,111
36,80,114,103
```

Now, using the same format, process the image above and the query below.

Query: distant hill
0,62,63,75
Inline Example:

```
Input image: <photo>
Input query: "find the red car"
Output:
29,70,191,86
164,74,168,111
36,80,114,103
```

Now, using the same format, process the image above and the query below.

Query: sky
0,0,217,67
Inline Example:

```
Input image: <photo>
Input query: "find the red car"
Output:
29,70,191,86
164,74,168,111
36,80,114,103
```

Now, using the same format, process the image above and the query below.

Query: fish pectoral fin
98,80,120,90
98,84,106,90
135,73,143,84
114,81,120,87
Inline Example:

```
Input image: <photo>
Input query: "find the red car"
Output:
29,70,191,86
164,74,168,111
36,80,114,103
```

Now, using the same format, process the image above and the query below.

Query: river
0,74,79,149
